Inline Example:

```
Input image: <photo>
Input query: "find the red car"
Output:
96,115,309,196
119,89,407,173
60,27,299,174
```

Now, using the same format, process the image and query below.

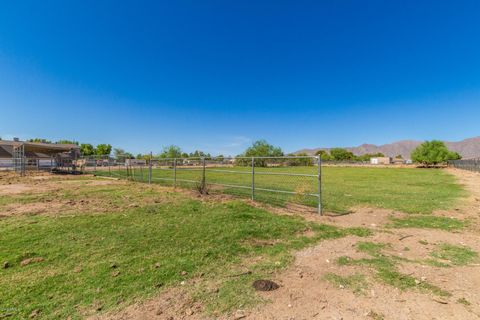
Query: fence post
202,157,206,193
174,158,177,188
148,152,152,184
317,156,322,215
251,157,255,201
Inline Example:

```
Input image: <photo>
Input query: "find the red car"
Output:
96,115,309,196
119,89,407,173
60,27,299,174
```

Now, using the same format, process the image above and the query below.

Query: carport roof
0,140,79,155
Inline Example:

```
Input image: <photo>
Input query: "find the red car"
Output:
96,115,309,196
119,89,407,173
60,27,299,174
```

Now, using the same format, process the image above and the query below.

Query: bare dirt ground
0,171,176,217
2,169,480,320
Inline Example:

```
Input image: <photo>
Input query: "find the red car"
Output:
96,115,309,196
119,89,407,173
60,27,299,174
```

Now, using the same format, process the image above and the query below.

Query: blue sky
0,0,479,155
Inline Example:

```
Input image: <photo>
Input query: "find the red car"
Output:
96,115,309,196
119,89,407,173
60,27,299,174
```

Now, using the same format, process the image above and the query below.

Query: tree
237,140,284,166
448,151,462,161
287,153,313,166
315,150,332,161
189,150,211,159
80,143,95,156
96,144,112,156
330,148,355,161
159,145,183,158
28,138,51,143
411,140,460,166
241,140,283,157
113,148,133,159
56,140,79,145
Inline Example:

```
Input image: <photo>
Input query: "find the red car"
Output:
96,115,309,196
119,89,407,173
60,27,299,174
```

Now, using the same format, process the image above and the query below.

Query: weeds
324,273,368,295
336,242,450,297
430,244,478,266
389,215,465,231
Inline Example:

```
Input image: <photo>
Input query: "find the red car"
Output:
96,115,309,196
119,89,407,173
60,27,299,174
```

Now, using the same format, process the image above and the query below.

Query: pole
317,156,322,215
174,158,177,188
251,157,255,201
148,152,152,184
202,157,206,193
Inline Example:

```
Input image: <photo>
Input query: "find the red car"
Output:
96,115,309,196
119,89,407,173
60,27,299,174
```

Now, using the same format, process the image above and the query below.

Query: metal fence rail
80,155,323,214
449,159,480,173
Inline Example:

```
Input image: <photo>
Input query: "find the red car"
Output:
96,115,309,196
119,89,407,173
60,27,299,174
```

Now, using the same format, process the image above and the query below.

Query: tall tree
95,144,112,156
330,148,355,161
159,145,183,158
80,143,95,156
411,140,461,166
237,140,284,166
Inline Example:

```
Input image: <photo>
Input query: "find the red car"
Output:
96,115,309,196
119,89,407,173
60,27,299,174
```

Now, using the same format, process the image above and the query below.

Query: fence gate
13,145,26,176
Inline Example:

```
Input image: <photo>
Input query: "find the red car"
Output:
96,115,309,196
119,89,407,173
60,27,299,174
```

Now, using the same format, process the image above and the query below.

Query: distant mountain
296,137,480,159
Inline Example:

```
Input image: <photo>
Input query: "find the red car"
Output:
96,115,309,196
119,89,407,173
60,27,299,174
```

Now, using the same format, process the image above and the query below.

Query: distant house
125,159,146,166
370,157,392,165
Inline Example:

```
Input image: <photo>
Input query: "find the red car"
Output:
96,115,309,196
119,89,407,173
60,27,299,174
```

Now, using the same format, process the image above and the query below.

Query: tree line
24,137,462,167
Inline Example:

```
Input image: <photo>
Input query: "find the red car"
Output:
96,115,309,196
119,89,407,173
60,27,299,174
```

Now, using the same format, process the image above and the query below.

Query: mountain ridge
295,136,480,159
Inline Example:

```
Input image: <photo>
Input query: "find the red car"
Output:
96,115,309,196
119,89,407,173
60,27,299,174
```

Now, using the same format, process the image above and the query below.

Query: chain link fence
80,155,323,214
448,159,480,172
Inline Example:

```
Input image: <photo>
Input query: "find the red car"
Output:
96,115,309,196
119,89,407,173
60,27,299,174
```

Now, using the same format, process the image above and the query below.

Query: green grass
336,242,450,297
0,196,369,319
95,166,464,214
324,273,368,295
389,215,466,231
430,243,478,266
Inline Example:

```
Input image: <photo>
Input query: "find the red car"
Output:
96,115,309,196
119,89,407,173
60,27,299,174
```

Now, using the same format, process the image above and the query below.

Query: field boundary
449,159,480,173
81,155,324,214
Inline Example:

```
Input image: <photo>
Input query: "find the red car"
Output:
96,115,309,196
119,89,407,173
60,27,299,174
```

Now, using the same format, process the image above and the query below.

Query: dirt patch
90,287,205,320
0,183,36,195
20,257,45,266
2,201,65,216
247,232,480,320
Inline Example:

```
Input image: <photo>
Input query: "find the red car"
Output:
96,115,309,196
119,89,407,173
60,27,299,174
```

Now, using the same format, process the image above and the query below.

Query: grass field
0,182,369,319
95,166,464,213
0,167,469,319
